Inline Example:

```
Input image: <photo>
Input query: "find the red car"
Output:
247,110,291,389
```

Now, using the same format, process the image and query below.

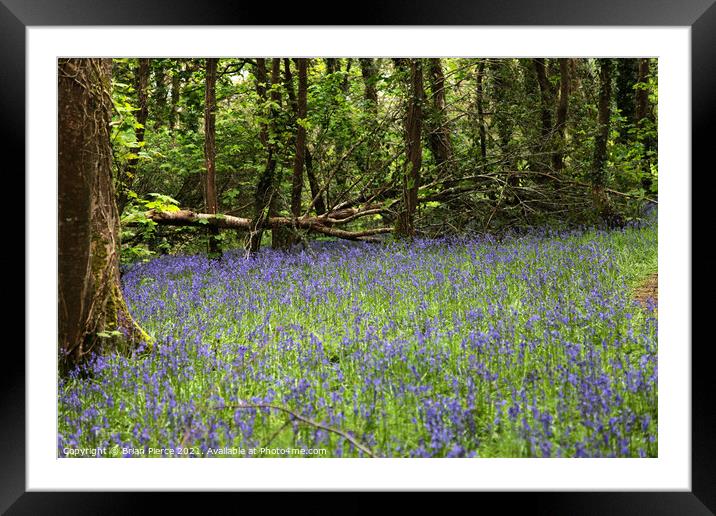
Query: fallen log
143,208,393,242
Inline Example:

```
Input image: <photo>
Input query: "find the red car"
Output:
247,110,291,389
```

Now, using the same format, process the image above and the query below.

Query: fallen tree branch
143,208,392,243
217,401,377,457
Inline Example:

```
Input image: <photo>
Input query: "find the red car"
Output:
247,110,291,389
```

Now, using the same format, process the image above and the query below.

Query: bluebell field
58,221,657,458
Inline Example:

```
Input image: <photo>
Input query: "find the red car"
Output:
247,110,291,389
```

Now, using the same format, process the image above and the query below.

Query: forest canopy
111,57,657,261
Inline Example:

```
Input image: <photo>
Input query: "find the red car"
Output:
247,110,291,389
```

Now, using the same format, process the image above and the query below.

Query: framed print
6,0,713,513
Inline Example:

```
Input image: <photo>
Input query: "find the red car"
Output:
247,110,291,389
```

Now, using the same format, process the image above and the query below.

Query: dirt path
633,272,658,315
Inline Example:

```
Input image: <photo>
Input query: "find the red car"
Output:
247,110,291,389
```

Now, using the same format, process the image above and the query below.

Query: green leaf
97,330,123,338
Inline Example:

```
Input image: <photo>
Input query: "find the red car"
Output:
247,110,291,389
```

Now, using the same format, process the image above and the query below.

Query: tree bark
58,58,149,375
168,60,182,133
283,58,297,115
267,58,291,249
475,60,487,168
635,58,655,192
533,58,554,171
635,58,651,123
492,60,513,174
396,58,423,238
426,58,453,179
152,59,168,129
592,58,613,219
291,58,308,219
359,58,379,110
340,58,352,94
283,59,325,216
305,146,326,215
553,58,570,172
325,58,338,75
203,58,221,256
249,59,273,252
616,59,638,131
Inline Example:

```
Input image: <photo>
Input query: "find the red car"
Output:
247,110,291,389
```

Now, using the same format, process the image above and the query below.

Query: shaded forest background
112,57,657,261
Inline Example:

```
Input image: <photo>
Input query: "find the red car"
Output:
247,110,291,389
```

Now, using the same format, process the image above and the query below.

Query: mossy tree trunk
58,58,149,375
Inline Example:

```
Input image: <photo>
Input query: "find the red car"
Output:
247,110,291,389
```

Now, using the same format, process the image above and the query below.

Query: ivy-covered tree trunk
635,59,651,125
117,58,149,213
359,58,379,111
58,58,149,375
291,58,308,219
250,59,285,252
267,58,292,250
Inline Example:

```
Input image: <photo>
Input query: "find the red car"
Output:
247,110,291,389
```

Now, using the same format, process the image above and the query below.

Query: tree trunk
616,59,638,132
475,60,487,168
249,59,287,251
533,58,554,171
635,58,651,123
553,58,570,172
492,60,513,174
58,58,149,375
152,60,168,129
325,58,338,75
359,58,379,111
305,146,326,215
291,58,308,219
635,58,655,192
118,58,150,213
267,58,291,249
396,59,423,238
426,58,453,179
249,59,273,253
284,58,325,216
592,58,613,220
203,58,221,257
168,62,182,133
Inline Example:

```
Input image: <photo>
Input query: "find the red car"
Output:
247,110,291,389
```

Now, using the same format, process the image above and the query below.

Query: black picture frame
5,0,713,513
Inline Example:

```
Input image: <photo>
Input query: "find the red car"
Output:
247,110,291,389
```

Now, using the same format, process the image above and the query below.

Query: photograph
57,56,659,459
